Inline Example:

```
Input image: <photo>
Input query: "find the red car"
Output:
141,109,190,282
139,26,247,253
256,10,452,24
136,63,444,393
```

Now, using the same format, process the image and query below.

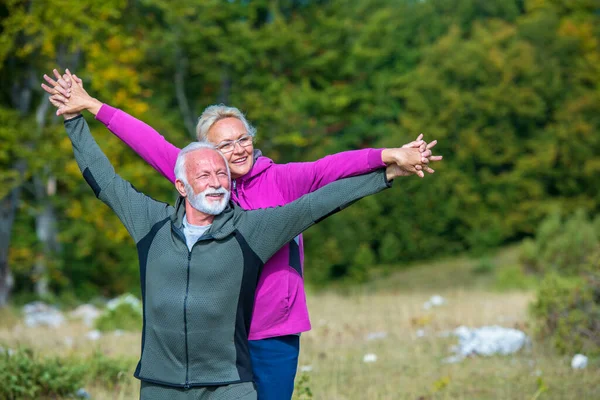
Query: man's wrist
64,113,82,121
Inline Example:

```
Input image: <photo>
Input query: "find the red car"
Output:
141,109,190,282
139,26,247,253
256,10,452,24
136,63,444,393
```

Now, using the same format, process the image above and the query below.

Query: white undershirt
182,214,211,251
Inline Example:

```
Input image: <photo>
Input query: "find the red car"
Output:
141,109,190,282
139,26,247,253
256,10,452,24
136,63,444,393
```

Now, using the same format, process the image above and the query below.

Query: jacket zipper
172,225,213,389
183,251,191,389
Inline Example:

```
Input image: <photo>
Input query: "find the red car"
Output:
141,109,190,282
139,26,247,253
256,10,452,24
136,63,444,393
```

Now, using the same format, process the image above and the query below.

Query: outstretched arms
273,139,442,202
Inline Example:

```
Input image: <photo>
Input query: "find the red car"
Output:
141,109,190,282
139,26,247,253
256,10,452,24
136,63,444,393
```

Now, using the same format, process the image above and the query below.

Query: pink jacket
95,105,385,340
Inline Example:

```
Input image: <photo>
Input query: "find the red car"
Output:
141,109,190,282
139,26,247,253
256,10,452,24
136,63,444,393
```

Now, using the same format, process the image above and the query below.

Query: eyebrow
216,134,249,145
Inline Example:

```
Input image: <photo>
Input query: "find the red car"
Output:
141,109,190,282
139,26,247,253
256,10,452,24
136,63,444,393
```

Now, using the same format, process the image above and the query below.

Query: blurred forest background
1,0,599,304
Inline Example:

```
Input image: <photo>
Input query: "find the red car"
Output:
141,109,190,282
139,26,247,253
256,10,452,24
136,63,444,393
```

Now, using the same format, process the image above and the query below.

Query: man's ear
175,179,187,197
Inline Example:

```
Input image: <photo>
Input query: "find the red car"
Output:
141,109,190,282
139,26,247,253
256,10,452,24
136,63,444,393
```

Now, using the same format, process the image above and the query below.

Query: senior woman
43,68,441,400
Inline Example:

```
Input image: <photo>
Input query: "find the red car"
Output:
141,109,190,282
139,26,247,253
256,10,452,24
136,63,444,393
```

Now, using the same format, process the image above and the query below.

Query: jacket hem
134,373,250,388
249,321,312,341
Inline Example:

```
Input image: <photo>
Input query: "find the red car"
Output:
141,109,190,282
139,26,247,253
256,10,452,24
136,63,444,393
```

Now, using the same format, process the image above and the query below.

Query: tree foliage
0,0,599,297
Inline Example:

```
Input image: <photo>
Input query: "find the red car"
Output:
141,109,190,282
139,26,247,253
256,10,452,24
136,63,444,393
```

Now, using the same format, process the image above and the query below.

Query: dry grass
297,289,599,399
0,248,598,399
1,289,598,399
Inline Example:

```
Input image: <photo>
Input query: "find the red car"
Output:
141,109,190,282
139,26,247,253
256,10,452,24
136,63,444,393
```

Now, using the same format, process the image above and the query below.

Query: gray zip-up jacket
65,115,392,388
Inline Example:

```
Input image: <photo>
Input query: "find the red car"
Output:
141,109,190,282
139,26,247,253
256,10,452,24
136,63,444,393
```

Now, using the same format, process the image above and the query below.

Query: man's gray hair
174,142,231,187
196,104,257,142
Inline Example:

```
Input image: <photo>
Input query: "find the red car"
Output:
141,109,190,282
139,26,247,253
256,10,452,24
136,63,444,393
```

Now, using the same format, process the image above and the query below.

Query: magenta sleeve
273,148,385,201
95,104,180,184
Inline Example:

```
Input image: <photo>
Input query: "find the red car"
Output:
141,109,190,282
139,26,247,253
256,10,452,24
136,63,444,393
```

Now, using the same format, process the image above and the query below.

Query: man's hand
383,147,425,178
382,134,443,178
47,94,79,120
41,69,103,116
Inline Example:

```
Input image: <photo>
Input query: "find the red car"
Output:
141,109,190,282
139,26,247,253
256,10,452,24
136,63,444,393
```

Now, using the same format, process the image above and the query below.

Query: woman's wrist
381,149,392,165
86,98,103,116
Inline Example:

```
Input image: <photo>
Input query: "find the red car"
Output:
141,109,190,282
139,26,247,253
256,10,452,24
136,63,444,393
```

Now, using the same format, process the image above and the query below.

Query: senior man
62,107,409,399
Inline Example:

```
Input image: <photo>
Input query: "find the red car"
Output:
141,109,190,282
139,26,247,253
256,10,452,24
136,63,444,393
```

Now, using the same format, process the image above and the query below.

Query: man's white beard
186,185,230,215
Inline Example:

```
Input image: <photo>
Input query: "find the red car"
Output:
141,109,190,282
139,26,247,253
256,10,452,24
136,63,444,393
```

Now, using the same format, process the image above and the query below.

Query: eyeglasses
216,135,253,154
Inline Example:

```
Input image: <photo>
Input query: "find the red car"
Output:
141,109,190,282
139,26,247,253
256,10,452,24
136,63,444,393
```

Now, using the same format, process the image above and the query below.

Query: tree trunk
174,46,197,139
0,162,24,307
217,67,231,106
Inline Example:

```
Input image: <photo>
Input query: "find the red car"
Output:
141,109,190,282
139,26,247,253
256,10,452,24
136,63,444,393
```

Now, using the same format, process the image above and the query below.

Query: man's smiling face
184,148,231,215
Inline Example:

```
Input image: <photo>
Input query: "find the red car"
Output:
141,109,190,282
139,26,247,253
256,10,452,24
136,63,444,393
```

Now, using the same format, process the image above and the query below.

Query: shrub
95,294,142,332
87,351,134,389
471,256,495,275
520,209,598,275
494,264,537,290
0,347,86,399
530,255,600,356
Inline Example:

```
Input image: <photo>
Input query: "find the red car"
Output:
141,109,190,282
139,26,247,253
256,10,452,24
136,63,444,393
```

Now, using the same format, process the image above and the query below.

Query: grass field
1,248,598,399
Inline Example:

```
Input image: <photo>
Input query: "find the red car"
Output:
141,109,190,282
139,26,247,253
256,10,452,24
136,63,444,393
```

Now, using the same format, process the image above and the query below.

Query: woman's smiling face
206,117,255,179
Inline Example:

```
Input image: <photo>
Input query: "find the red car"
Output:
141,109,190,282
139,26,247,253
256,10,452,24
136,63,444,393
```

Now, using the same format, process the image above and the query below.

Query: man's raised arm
237,168,395,263
64,115,171,243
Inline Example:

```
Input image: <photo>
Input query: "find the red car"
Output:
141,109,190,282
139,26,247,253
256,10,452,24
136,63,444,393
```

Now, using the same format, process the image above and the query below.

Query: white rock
106,294,142,313
70,304,101,327
423,295,446,310
448,325,529,358
416,329,426,338
64,336,74,348
23,302,65,328
365,331,387,341
86,330,102,341
429,295,446,306
571,354,588,369
442,355,464,364
363,353,377,363
299,365,313,372
113,329,125,336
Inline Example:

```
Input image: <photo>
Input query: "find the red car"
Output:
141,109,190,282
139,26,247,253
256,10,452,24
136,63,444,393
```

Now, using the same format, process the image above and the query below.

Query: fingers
62,73,72,87
423,166,435,174
66,69,85,88
415,133,423,142
402,140,424,149
41,81,69,97
72,74,84,86
41,82,57,95
43,74,59,87
50,94,69,104
53,68,71,91
429,155,443,162
420,149,432,164
48,97,62,109
426,140,437,150
52,69,63,81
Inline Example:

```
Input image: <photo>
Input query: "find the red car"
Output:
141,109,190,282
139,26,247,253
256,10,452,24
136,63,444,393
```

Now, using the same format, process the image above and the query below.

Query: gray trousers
140,381,257,400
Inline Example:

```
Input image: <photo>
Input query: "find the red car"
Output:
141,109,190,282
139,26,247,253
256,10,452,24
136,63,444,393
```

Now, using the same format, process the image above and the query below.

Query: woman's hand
41,69,103,116
382,134,443,178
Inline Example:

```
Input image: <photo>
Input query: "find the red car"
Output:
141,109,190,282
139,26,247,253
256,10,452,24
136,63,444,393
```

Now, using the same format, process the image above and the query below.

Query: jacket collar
235,149,274,184
170,196,239,240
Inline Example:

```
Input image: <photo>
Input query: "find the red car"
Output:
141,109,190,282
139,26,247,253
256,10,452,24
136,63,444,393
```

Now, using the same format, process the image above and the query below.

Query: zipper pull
233,179,239,198
184,382,190,390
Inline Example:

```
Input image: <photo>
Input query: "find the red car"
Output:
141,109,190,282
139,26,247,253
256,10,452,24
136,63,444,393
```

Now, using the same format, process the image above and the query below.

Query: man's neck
185,203,215,226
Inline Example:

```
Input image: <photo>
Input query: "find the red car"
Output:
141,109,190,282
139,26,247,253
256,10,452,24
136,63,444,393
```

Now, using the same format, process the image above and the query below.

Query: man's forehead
186,148,226,169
